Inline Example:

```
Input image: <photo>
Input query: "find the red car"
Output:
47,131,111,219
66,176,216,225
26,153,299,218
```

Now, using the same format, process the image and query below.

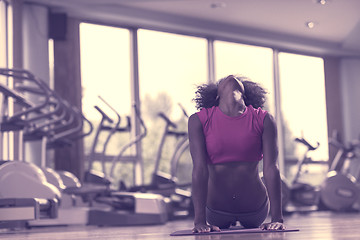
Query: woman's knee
211,221,232,229
239,220,263,229
206,214,233,229
239,201,269,228
206,207,235,229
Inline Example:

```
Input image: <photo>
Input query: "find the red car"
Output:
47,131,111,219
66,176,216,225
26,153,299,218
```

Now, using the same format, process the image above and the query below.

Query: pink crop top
196,105,268,164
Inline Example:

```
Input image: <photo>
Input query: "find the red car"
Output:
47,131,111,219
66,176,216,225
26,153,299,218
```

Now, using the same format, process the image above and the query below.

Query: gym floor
1,211,360,240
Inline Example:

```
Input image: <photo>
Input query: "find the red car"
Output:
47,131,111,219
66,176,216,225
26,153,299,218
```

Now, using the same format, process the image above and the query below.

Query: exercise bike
319,131,360,211
286,137,323,212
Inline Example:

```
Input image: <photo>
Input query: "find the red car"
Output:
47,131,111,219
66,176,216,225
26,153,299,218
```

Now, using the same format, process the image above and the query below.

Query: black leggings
206,198,269,229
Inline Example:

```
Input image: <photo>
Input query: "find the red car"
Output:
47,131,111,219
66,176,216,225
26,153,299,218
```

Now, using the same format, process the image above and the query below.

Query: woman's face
218,75,245,103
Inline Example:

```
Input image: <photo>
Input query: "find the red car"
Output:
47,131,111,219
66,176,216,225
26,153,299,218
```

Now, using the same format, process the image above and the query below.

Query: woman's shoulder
196,106,216,119
194,106,217,128
247,105,267,113
197,106,217,114
263,112,276,127
247,105,268,119
188,113,200,126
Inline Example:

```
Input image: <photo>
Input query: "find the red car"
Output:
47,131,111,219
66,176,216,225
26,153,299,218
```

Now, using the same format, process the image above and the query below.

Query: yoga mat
170,227,299,236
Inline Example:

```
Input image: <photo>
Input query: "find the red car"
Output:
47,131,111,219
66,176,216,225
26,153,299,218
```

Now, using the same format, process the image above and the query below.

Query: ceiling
26,0,360,56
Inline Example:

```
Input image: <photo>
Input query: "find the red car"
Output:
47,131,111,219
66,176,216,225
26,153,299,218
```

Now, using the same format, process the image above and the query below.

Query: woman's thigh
206,198,269,229
237,198,270,228
206,206,237,229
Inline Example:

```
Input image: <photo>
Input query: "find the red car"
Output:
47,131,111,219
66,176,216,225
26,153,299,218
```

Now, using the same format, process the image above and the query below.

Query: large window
279,52,328,183
138,29,208,184
79,23,329,186
214,41,274,114
80,23,133,185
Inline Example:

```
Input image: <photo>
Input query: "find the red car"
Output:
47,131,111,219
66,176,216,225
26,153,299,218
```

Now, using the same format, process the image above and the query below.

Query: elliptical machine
83,96,123,187
124,107,193,220
75,97,168,226
0,68,66,227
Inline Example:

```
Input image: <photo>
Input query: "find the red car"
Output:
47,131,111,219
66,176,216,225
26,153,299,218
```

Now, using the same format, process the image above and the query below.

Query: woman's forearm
263,166,283,222
192,169,209,225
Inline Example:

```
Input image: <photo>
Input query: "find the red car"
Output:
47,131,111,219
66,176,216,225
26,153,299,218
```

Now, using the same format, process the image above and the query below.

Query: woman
188,75,285,233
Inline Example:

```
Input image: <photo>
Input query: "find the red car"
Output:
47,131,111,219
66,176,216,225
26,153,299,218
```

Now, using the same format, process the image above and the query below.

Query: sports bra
196,105,268,164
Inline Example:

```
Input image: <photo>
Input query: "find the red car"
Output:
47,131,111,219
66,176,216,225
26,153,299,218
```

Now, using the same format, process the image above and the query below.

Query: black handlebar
294,137,320,151
178,103,189,118
158,112,177,129
94,105,114,123
0,83,32,108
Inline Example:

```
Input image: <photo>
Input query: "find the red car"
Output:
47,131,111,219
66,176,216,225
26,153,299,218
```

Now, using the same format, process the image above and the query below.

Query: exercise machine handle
295,137,320,151
98,95,121,126
72,113,94,140
109,104,147,179
158,112,177,128
0,83,33,108
178,103,189,118
50,106,84,142
94,105,114,123
0,68,52,122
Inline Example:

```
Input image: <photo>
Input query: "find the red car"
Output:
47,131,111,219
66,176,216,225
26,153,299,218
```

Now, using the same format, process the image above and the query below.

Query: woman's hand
260,221,286,231
192,223,221,233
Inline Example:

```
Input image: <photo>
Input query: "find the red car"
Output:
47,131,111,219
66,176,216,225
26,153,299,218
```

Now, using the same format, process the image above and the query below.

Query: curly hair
193,82,219,110
193,75,267,110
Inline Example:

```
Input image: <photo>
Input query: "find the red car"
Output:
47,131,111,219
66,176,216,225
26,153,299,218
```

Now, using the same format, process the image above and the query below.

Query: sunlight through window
138,29,207,183
279,52,328,162
80,23,132,184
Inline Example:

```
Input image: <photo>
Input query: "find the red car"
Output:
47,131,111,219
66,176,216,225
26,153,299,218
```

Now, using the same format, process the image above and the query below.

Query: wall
22,3,49,166
341,58,360,142
324,57,344,163
339,58,360,177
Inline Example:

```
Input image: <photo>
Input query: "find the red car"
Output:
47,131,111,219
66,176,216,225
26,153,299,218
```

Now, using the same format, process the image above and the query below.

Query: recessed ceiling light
317,0,328,5
210,2,227,9
306,21,315,29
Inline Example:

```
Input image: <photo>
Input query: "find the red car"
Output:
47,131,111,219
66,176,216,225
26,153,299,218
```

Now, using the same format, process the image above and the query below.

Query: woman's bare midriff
207,161,268,213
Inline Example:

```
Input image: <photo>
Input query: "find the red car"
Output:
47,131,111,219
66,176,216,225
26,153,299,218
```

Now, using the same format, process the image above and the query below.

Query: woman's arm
261,113,285,229
188,113,219,233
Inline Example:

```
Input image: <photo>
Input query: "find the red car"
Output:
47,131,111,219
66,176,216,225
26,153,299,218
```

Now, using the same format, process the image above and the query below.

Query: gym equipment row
0,68,86,228
0,68,168,228
4,68,360,231
83,97,193,222
77,96,168,226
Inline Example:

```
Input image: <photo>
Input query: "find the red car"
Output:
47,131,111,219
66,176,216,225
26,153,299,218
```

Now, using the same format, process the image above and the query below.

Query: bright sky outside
279,53,328,160
137,29,208,120
80,23,131,121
